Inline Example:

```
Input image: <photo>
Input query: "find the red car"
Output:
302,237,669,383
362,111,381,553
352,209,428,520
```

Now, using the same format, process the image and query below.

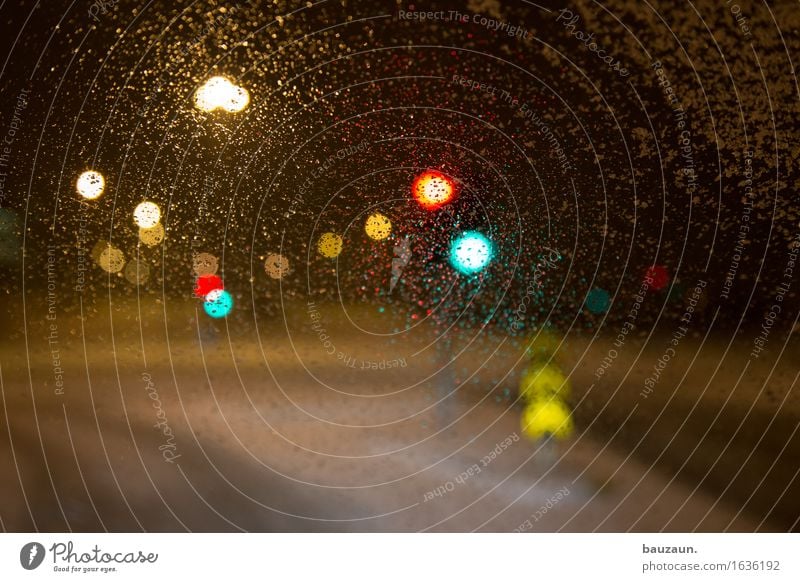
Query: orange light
411,170,455,210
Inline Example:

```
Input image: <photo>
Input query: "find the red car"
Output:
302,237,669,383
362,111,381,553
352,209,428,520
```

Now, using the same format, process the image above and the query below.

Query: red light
412,170,456,210
644,265,669,290
194,274,223,297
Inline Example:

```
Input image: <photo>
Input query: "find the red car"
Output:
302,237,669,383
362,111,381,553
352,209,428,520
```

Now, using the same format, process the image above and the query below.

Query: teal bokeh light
585,287,610,314
449,231,493,275
203,289,233,318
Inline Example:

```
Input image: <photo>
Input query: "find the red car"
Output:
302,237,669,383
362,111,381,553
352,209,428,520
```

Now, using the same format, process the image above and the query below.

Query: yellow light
519,362,570,401
192,252,219,276
317,232,343,258
194,76,249,113
124,259,150,285
76,170,105,200
97,244,125,273
520,399,574,440
139,223,164,247
264,253,290,279
133,201,161,228
365,213,392,241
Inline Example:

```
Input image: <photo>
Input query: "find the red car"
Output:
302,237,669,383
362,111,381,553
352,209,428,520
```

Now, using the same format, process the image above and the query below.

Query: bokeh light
264,253,290,279
124,259,150,285
203,288,233,318
449,231,493,275
365,212,392,241
520,363,570,401
192,252,219,276
194,274,223,297
91,240,109,262
76,170,105,200
194,76,249,113
411,170,455,209
97,244,125,273
317,232,343,258
520,399,574,441
645,265,669,291
133,201,161,228
585,287,610,314
139,223,165,247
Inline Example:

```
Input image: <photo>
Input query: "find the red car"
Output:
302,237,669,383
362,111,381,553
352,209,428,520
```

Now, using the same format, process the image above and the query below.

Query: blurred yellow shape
98,245,125,273
520,362,570,401
365,213,392,241
521,398,574,440
139,223,164,247
317,232,343,258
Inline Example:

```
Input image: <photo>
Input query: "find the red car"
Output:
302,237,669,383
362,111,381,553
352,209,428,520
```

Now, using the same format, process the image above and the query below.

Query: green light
204,289,233,318
449,231,493,275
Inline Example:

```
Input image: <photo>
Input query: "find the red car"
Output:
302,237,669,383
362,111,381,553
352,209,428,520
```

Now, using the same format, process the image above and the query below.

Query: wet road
0,300,793,531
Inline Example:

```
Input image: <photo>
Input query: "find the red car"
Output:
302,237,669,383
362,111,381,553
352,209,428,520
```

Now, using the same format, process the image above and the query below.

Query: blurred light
449,231,493,275
91,240,109,262
365,213,392,240
124,259,150,285
317,232,343,258
139,223,165,247
193,252,219,276
526,328,561,361
203,288,233,318
520,399,574,440
585,287,610,314
97,244,125,273
520,362,570,401
412,170,455,209
133,201,161,228
645,265,669,290
264,253,290,279
194,76,249,113
76,170,105,200
194,274,223,297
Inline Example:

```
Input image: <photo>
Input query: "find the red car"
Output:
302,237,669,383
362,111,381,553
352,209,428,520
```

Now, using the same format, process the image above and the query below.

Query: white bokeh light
194,76,249,113
76,170,105,200
133,201,161,228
